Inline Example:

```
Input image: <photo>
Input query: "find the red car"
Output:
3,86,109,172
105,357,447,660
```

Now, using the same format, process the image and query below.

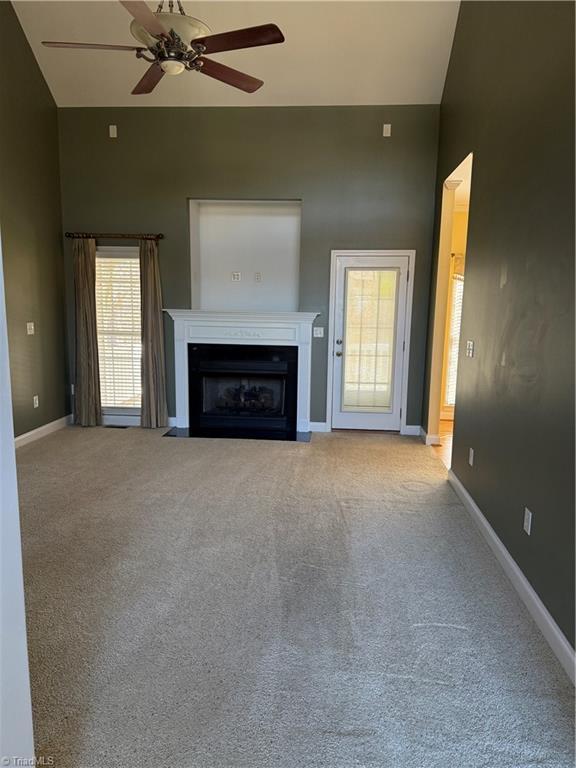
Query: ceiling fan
42,0,285,94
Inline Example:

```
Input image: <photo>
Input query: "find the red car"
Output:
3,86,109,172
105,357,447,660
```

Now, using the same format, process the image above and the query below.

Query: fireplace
188,344,298,440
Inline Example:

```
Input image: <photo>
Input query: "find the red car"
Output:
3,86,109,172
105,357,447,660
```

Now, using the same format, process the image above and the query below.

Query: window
444,268,464,407
95,247,141,410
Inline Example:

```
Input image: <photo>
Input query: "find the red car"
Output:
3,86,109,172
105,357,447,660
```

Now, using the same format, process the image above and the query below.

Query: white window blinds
445,273,464,407
95,248,142,409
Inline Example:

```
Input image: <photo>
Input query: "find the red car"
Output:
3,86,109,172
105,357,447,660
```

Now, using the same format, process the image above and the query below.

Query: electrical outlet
231,272,241,282
33,395,39,409
254,272,262,282
26,322,35,335
468,447,474,466
466,340,475,358
313,327,324,338
523,507,533,535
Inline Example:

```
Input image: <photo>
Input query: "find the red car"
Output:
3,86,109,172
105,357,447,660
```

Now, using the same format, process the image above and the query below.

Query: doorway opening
427,154,473,467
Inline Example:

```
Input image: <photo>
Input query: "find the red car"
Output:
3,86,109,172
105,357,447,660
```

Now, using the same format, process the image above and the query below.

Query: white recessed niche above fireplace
189,200,301,311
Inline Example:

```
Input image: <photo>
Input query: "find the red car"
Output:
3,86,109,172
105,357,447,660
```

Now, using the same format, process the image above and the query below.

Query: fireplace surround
165,311,319,436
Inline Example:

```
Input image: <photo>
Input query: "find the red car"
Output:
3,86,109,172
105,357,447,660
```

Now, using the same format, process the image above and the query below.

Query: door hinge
407,269,409,282
402,340,405,352
400,408,402,418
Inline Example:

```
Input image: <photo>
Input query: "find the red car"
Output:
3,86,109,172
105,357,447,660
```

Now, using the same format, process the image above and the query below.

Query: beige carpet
17,427,574,768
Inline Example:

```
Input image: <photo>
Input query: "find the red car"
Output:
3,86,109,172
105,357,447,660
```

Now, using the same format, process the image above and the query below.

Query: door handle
335,351,343,357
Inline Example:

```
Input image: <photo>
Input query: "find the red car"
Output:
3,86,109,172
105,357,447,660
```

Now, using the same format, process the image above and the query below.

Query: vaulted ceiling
14,1,459,107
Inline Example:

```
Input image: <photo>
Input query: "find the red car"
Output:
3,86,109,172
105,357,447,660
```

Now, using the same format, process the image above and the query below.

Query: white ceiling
14,1,459,107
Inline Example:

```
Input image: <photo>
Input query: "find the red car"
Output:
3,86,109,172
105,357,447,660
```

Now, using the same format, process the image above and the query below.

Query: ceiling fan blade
197,58,263,93
119,1,168,38
132,63,165,94
43,41,144,51
193,24,284,54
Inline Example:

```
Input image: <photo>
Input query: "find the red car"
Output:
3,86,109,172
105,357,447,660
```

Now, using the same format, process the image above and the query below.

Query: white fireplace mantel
164,310,320,432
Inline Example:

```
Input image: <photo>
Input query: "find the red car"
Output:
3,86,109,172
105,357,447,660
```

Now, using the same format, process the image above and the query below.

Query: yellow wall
451,210,469,260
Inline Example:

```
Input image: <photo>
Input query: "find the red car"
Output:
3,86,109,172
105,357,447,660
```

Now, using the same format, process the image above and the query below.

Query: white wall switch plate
468,447,474,466
313,327,324,338
382,123,392,137
109,124,117,138
26,322,35,335
33,395,39,409
523,506,533,535
254,272,262,282
231,272,241,282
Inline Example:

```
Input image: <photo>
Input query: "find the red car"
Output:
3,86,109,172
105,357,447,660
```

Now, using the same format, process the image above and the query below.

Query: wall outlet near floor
466,340,475,358
26,321,35,335
33,395,39,409
231,271,241,282
468,447,474,466
254,271,262,282
313,327,324,338
523,506,533,535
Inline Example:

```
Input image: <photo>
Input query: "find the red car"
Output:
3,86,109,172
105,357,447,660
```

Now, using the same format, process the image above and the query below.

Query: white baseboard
310,421,330,433
400,424,421,437
448,469,575,684
422,430,441,445
15,414,72,449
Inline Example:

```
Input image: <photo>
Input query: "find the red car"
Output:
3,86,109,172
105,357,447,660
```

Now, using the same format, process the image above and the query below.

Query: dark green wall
58,105,439,423
428,1,575,643
0,3,67,437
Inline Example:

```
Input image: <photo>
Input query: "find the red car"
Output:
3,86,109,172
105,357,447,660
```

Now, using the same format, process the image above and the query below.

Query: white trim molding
164,310,319,433
449,470,575,684
310,421,330,432
421,428,441,446
400,425,421,437
15,414,72,449
326,250,415,434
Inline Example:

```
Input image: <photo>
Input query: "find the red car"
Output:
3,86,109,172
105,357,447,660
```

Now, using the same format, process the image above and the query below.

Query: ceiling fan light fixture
160,59,186,75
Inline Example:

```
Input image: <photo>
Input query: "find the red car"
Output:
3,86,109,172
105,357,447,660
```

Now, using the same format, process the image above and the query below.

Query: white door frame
326,250,415,434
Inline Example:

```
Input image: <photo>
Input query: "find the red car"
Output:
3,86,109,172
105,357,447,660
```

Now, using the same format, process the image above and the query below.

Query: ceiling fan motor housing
130,12,211,49
130,12,210,75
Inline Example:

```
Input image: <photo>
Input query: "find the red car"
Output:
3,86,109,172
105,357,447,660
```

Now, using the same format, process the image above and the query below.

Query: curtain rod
65,232,164,241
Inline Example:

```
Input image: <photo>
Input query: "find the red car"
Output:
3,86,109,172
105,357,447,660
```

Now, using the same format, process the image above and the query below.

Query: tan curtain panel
73,237,102,426
140,239,168,428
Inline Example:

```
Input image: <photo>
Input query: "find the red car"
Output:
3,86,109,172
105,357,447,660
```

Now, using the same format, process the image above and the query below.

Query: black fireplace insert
188,344,298,440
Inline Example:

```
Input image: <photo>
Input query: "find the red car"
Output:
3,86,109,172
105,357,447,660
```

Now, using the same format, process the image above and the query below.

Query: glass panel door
342,269,399,412
331,253,410,432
